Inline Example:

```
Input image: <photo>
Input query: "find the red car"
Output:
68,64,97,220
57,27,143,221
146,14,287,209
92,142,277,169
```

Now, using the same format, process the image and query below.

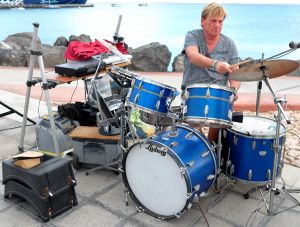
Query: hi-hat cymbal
229,60,299,81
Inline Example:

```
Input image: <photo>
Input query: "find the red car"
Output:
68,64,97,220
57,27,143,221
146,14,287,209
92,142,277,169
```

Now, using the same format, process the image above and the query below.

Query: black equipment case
55,58,106,77
2,156,77,221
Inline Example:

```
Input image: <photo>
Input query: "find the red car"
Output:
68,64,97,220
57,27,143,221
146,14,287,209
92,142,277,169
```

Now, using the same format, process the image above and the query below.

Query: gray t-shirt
182,29,239,88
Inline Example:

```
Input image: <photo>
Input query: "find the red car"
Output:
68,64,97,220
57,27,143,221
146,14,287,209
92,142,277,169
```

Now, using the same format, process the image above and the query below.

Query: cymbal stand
255,74,300,215
255,53,264,116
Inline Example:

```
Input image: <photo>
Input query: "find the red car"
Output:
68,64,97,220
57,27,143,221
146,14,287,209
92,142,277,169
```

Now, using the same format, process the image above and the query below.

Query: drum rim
134,76,178,92
121,140,191,219
127,102,170,116
184,117,232,128
186,83,237,95
226,115,286,139
228,175,280,184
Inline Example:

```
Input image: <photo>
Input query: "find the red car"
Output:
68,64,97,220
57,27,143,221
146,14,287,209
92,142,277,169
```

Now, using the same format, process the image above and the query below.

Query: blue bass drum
183,84,236,128
222,115,286,183
127,76,177,115
122,124,217,219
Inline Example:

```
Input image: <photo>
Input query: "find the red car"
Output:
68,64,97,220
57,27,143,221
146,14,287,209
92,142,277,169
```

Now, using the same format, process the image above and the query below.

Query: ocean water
0,3,300,64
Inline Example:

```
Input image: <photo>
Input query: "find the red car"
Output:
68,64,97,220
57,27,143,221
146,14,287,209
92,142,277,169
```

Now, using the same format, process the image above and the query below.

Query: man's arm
185,46,233,74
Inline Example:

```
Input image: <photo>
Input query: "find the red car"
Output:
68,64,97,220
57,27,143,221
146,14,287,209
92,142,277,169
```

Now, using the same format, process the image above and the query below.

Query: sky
90,0,300,4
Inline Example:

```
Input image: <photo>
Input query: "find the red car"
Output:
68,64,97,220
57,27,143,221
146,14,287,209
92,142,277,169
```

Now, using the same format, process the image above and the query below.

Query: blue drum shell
128,78,176,115
184,85,235,126
150,124,217,194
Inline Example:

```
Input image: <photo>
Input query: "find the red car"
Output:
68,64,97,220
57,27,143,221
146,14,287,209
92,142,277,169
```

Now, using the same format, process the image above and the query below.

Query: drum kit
102,55,300,221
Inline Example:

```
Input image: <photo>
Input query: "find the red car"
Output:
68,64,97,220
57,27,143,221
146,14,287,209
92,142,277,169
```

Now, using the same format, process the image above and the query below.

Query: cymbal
229,60,299,81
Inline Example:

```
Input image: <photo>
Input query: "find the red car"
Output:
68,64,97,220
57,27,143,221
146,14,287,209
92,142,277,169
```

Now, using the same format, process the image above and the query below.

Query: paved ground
0,66,300,226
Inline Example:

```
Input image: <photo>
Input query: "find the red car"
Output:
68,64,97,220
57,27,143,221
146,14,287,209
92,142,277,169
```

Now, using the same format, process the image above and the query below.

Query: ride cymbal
229,60,299,81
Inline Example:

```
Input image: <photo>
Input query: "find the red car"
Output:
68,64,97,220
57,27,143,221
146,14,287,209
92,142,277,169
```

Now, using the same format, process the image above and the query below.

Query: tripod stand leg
19,23,39,152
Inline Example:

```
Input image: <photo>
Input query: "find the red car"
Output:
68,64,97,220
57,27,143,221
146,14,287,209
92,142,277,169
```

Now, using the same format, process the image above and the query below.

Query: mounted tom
182,83,236,128
127,75,178,116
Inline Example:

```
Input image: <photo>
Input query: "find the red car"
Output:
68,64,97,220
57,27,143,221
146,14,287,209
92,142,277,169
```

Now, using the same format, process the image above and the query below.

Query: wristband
211,60,218,71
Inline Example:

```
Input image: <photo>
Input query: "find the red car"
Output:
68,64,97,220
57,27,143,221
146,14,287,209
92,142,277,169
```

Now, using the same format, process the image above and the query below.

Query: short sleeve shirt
182,29,239,88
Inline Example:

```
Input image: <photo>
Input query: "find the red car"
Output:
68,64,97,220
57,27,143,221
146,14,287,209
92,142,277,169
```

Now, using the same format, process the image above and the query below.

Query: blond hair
201,2,227,20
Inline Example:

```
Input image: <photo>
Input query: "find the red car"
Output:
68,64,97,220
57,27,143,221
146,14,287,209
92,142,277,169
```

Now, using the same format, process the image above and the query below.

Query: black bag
58,102,97,126
2,156,77,222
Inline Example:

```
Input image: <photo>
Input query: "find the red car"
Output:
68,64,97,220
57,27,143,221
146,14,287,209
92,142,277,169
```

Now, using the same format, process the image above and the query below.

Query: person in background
181,2,241,142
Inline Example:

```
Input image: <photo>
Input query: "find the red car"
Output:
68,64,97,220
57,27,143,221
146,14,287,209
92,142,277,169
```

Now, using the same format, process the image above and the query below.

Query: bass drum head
123,142,188,218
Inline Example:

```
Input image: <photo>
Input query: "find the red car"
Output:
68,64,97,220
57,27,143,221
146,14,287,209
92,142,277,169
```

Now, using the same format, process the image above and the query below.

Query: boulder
0,48,26,66
4,32,41,50
172,54,184,72
128,42,171,72
0,41,12,50
41,45,67,68
54,36,69,47
69,34,92,43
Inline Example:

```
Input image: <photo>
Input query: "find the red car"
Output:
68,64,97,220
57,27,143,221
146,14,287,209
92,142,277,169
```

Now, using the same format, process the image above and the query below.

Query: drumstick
230,59,254,68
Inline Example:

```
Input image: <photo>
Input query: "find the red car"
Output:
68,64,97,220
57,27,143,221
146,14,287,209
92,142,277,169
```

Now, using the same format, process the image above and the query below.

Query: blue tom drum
183,84,236,128
127,76,177,115
122,124,217,219
222,115,286,183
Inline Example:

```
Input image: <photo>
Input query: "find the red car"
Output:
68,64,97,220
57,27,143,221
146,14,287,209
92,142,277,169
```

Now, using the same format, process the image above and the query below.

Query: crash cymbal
229,59,299,81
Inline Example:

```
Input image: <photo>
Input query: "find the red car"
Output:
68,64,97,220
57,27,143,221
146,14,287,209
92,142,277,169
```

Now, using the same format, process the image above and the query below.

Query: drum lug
248,169,252,181
194,184,201,192
201,151,210,158
206,88,210,98
252,140,256,150
259,150,267,157
185,131,194,139
187,160,194,168
266,169,271,181
159,89,165,98
228,109,232,120
134,94,140,104
223,130,227,138
155,100,160,111
169,131,178,137
138,81,143,90
230,165,235,175
207,174,215,181
204,105,209,115
170,142,178,147
233,135,238,145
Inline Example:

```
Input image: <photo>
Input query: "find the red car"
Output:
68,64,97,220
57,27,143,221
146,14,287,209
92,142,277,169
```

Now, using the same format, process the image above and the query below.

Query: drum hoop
134,76,178,92
187,95,233,103
230,175,279,184
132,85,175,98
121,142,181,220
227,115,286,139
122,140,192,219
127,102,170,116
186,83,236,95
184,117,232,127
226,128,286,139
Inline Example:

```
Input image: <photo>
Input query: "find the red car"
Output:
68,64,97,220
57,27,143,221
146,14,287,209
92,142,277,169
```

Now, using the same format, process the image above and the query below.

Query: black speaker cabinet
2,156,77,221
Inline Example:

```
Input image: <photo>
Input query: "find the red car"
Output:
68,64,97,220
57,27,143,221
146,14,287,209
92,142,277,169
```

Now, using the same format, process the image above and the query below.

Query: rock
0,41,12,50
41,45,67,68
172,54,184,72
54,36,69,47
4,32,41,50
128,42,171,72
69,34,92,43
0,48,26,66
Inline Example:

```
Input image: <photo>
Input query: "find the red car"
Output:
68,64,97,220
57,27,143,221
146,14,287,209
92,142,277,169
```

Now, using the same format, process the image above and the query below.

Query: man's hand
215,61,232,74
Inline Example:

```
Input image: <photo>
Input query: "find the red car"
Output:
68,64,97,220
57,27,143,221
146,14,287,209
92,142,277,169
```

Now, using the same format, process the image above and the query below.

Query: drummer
181,2,241,142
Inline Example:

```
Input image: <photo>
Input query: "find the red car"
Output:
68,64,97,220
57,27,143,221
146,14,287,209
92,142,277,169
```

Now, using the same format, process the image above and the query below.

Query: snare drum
222,115,286,183
183,84,236,128
127,77,177,115
122,124,217,219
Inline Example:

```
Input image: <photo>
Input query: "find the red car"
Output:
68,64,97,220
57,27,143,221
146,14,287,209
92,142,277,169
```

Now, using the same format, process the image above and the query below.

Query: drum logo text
146,144,167,156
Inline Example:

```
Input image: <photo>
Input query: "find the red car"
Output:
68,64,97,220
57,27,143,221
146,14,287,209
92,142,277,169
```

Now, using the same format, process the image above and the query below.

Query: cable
69,80,79,103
